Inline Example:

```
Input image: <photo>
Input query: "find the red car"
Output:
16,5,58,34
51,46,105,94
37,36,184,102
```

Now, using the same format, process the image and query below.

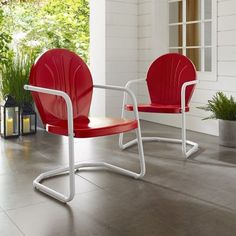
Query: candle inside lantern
23,117,30,133
6,118,13,136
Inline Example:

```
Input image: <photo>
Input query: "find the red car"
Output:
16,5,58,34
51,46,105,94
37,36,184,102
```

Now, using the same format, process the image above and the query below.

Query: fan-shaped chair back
29,49,93,126
146,53,196,106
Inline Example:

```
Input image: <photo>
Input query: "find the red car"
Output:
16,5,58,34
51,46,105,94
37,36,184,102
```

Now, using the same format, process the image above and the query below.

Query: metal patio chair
119,53,198,158
24,48,145,203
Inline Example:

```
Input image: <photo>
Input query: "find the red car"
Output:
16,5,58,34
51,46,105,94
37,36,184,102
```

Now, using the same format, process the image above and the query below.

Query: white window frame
168,0,217,81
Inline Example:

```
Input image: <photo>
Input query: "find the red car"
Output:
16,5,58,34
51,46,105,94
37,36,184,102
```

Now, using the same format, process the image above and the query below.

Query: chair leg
181,109,187,155
33,132,76,203
181,110,199,158
33,129,145,203
135,127,146,177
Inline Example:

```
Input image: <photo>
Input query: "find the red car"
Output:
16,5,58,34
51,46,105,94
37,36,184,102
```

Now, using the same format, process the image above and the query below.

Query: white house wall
137,0,236,136
90,0,106,117
103,0,236,136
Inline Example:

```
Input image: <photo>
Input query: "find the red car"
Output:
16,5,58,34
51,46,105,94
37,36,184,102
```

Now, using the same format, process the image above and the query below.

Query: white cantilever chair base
120,136,199,159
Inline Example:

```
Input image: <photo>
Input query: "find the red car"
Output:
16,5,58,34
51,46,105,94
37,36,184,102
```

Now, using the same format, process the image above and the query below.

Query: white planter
219,119,236,148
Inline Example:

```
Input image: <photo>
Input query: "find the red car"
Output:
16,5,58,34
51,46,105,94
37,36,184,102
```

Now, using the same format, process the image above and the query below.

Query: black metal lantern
0,95,20,138
21,103,37,135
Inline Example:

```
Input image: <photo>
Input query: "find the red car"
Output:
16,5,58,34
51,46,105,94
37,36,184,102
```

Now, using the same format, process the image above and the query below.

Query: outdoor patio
0,121,236,236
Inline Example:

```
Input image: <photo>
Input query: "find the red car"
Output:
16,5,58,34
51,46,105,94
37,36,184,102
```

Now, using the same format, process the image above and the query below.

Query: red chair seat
125,104,189,113
46,117,138,138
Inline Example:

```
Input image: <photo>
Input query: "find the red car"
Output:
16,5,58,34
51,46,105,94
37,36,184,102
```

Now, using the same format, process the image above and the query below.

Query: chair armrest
181,80,199,112
93,84,140,121
122,79,146,115
125,79,146,89
24,85,74,136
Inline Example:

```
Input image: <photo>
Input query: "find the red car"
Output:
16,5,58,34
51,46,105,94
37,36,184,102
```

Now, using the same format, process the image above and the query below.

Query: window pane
186,48,201,71
169,48,183,54
186,0,201,22
205,48,212,71
169,25,183,47
187,23,201,46
169,1,182,24
205,0,212,19
205,22,212,46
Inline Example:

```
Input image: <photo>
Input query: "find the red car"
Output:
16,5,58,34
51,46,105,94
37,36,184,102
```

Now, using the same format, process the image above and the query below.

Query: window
168,0,216,80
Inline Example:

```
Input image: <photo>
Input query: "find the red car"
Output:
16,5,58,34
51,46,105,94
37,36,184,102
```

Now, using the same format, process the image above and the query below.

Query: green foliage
36,0,90,61
0,0,89,104
0,8,14,68
1,52,35,106
198,92,236,121
1,0,90,62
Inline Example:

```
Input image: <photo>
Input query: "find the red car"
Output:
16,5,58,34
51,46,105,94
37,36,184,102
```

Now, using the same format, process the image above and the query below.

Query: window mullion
201,0,205,72
182,0,186,56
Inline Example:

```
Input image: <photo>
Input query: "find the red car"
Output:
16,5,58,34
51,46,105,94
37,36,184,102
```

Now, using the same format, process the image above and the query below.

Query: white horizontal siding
218,46,236,61
107,1,137,14
218,62,236,76
218,0,236,16
106,0,138,117
218,31,236,46
218,15,236,31
107,13,137,26
106,25,137,37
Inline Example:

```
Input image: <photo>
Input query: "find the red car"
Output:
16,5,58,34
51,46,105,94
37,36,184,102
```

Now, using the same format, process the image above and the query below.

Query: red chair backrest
146,53,197,106
29,49,93,126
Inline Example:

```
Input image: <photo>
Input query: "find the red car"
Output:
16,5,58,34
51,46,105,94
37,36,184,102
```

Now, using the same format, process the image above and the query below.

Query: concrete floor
0,120,236,236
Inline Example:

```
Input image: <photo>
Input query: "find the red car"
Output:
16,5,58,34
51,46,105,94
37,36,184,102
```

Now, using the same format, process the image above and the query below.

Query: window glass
168,0,214,73
205,0,212,19
186,23,201,47
205,22,212,46
205,48,212,71
186,48,201,71
169,25,183,47
169,1,182,24
186,0,201,22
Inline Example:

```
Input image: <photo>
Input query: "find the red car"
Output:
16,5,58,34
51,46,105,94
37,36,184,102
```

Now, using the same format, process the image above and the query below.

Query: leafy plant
1,0,90,62
1,51,35,106
198,92,236,121
0,0,90,103
0,8,14,69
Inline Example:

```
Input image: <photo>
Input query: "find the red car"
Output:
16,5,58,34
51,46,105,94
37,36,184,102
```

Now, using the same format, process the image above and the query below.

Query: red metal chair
119,53,198,158
24,49,145,202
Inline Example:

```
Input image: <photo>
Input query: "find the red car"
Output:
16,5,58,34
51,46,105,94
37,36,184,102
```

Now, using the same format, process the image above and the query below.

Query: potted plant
0,52,38,135
199,92,236,147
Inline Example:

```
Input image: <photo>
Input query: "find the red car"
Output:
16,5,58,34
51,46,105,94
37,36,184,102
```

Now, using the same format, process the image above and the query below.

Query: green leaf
197,92,236,121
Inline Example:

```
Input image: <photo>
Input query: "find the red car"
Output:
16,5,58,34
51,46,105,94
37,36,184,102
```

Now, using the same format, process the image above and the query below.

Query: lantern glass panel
30,114,36,132
22,113,36,134
5,107,19,136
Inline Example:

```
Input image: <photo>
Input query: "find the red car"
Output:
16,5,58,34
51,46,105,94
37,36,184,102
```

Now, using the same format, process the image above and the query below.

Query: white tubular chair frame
118,79,199,158
24,84,145,203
